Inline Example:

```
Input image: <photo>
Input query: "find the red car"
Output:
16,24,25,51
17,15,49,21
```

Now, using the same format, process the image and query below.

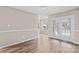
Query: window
61,17,71,37
52,15,72,38
53,18,60,36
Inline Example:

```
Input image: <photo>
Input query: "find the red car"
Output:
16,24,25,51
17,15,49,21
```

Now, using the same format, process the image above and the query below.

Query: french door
52,15,74,41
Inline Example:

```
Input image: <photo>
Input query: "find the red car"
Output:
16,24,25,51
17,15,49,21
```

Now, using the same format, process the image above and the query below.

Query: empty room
0,6,79,53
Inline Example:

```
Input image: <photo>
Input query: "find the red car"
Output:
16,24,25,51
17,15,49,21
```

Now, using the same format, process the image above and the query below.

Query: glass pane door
61,16,71,38
52,17,60,38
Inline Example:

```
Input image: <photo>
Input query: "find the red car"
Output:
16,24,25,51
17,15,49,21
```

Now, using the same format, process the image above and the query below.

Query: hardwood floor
0,39,37,53
0,33,79,53
36,33,79,53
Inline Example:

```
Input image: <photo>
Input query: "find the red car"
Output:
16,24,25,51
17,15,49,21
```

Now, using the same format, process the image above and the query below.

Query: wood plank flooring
0,33,79,53
0,39,37,53
36,33,79,53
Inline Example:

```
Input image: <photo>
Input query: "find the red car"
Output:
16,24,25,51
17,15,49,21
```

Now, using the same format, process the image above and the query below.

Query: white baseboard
49,37,79,45
0,36,37,48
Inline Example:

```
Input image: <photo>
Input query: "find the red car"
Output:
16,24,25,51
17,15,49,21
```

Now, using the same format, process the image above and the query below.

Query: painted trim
0,29,38,33
0,36,37,48
49,37,79,45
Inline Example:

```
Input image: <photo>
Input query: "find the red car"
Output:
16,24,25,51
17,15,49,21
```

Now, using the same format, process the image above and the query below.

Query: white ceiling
11,6,79,16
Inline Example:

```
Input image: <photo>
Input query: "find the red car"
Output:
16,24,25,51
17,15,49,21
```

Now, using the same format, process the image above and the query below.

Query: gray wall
0,7,38,48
